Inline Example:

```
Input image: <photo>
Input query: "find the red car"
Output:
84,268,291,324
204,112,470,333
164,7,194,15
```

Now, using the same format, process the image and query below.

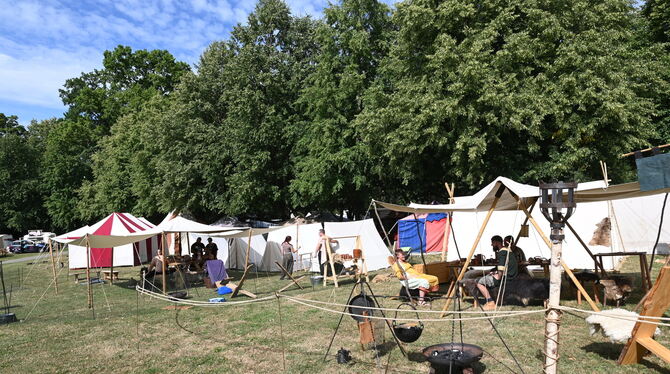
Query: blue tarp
398,213,448,253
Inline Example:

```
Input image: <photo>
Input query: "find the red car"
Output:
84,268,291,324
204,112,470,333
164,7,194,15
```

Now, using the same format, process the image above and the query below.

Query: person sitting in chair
390,248,439,306
204,252,229,287
477,235,518,311
146,248,166,278
505,235,530,276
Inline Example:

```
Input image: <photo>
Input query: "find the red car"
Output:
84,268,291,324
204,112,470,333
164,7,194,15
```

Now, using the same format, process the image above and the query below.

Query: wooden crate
413,261,460,284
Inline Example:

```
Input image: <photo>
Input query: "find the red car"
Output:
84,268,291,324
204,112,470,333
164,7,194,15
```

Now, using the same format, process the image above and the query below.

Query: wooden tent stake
274,261,305,292
619,265,670,365
230,264,258,299
244,229,252,269
48,239,59,295
323,237,339,287
440,183,506,317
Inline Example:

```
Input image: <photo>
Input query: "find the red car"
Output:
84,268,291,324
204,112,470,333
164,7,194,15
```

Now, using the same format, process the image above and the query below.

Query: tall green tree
357,0,666,202
290,0,393,216
155,0,318,220
59,45,190,133
42,46,190,229
0,115,52,235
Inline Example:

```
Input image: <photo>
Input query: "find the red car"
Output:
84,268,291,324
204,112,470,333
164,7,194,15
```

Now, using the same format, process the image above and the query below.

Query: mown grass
0,253,669,373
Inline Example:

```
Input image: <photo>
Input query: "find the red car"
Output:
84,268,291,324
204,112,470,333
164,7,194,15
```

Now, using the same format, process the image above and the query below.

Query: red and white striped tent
66,213,158,269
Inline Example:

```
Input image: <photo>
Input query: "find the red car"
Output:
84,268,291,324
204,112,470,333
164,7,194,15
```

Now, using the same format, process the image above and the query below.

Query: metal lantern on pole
539,181,577,374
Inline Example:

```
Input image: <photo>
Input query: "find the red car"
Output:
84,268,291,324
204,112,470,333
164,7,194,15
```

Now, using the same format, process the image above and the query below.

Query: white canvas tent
375,176,670,271
324,219,393,271
59,213,159,270
265,223,323,272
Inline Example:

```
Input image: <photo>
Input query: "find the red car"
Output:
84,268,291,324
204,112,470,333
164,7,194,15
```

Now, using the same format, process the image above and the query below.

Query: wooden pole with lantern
539,182,577,374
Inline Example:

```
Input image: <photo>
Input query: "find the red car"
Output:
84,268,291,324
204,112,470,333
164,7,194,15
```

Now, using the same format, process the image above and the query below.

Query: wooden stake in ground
48,239,59,295
244,229,252,269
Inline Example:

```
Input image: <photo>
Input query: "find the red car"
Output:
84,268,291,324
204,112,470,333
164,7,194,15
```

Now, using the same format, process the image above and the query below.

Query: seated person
505,235,530,276
145,248,166,278
390,249,439,306
477,235,518,311
204,252,229,287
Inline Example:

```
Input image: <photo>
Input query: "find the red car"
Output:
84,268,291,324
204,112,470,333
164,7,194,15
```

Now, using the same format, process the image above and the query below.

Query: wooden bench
102,270,119,281
70,271,101,283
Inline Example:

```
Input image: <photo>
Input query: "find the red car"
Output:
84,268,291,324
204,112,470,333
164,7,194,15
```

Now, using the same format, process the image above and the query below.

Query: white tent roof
324,219,392,271
53,225,91,244
64,215,247,248
376,177,607,213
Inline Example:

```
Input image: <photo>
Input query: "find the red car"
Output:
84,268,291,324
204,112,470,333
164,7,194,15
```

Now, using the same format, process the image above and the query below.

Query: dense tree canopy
2,0,669,235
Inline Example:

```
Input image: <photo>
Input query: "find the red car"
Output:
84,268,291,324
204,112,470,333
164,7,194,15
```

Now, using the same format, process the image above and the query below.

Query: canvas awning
374,177,609,213
63,216,247,248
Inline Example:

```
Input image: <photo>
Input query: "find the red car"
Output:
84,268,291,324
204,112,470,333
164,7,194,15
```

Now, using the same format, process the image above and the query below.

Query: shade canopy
375,177,613,213
64,215,247,248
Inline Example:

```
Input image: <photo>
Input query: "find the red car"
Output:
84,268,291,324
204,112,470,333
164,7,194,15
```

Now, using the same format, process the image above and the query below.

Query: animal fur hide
586,308,661,343
589,217,611,246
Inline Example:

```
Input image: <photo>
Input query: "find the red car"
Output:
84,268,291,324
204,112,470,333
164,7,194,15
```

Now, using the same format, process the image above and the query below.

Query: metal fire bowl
422,343,483,368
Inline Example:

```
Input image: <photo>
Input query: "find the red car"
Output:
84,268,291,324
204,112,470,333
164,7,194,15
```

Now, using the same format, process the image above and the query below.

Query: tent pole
48,239,59,295
440,183,506,317
441,214,451,262
245,229,252,269
85,235,93,310
565,221,608,276
373,201,393,249
324,237,339,287
161,233,167,295
110,246,114,285
511,193,600,312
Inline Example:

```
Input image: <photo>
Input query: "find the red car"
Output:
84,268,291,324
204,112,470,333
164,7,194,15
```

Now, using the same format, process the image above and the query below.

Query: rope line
280,294,546,315
281,294,546,322
135,286,274,306
558,305,670,327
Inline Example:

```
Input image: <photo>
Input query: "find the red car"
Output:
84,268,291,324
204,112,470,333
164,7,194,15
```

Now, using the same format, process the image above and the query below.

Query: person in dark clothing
191,237,205,258
205,238,219,258
476,235,518,310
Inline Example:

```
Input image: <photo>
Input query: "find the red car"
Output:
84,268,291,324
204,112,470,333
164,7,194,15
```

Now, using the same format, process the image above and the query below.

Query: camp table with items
593,251,652,292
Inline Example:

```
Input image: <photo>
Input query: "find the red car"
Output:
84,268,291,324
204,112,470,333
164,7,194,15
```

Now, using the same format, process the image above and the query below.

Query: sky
0,0,337,125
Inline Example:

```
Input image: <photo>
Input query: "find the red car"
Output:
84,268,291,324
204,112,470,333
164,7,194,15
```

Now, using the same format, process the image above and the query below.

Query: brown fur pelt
589,217,611,246
599,275,634,307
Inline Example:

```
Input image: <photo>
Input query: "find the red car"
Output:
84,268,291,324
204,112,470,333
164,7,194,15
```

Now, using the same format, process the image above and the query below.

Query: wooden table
593,251,653,292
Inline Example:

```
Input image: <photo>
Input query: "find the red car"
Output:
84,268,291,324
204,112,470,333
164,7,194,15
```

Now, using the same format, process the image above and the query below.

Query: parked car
8,240,41,253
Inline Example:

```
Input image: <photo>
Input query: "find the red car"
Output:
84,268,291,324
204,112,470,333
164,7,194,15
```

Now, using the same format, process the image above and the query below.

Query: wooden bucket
353,249,363,259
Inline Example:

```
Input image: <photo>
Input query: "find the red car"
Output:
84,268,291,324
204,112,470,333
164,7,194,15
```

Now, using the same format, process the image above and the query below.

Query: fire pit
422,343,483,374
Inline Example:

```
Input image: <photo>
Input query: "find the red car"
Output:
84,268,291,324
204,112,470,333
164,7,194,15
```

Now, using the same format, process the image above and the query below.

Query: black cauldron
348,294,375,322
392,303,424,343
422,343,483,372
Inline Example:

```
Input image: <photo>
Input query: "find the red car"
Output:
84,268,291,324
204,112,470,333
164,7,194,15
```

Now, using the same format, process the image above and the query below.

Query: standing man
205,238,219,259
476,235,518,311
191,237,205,259
313,229,338,275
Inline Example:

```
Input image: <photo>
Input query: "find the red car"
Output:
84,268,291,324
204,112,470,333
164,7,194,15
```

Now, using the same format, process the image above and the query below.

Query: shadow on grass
582,342,670,373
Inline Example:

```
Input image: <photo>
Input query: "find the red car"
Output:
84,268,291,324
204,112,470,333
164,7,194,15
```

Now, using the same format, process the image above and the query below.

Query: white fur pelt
585,308,662,343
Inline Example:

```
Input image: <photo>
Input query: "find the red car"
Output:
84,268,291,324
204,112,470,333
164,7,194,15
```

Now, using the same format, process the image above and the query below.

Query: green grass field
1,252,669,373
